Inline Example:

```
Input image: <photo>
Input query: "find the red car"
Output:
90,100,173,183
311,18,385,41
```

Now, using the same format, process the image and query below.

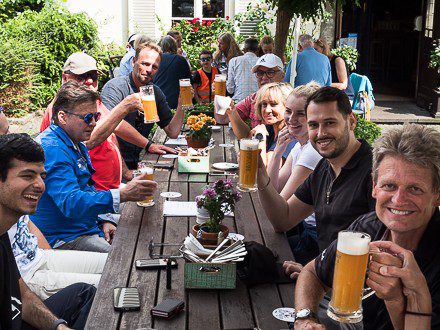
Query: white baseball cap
63,52,98,75
251,54,284,73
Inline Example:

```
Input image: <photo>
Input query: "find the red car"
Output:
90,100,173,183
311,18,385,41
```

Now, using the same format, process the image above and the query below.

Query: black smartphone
153,162,174,170
135,259,178,269
113,287,140,311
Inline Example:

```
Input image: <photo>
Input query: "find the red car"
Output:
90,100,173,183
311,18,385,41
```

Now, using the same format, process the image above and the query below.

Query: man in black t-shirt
0,134,96,330
294,124,440,329
257,87,375,278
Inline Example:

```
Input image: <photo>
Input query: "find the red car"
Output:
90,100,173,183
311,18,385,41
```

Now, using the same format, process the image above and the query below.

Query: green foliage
429,44,440,72
332,45,359,71
354,115,381,145
0,0,48,22
160,17,243,69
0,2,124,116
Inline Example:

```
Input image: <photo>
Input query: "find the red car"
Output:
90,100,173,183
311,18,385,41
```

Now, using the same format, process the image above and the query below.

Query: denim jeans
56,234,110,253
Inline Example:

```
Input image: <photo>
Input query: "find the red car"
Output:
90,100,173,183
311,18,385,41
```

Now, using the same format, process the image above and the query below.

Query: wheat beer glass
139,85,159,124
134,162,155,207
327,231,371,323
214,74,227,96
179,79,193,108
238,138,259,192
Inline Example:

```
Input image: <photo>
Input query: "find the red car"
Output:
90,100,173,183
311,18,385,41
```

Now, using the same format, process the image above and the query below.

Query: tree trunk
274,8,294,60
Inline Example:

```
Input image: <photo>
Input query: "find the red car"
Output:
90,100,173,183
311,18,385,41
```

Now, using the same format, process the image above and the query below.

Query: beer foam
214,74,226,82
179,79,191,87
139,167,154,175
240,139,259,151
141,94,155,101
336,231,370,255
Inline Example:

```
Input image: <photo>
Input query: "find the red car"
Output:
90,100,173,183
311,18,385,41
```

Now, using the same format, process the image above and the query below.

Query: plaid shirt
227,52,259,103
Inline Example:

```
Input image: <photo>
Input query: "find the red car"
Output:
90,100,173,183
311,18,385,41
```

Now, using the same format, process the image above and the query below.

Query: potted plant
192,179,242,246
185,113,216,148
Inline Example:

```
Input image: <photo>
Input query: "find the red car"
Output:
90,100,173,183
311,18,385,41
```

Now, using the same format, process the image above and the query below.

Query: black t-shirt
101,74,173,166
315,210,440,329
0,233,22,330
192,69,213,85
295,139,375,251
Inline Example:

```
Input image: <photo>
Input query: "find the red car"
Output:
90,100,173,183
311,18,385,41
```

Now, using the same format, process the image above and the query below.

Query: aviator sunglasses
63,111,101,124
200,57,212,62
65,70,99,81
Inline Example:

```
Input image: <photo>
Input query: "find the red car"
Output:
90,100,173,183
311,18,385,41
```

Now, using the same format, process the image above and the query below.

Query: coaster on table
272,308,296,322
219,143,234,148
160,192,182,199
227,233,245,241
162,154,178,159
212,162,238,171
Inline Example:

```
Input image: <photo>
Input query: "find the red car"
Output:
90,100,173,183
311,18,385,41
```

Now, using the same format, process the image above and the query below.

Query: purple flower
203,188,217,199
233,191,242,201
224,179,233,189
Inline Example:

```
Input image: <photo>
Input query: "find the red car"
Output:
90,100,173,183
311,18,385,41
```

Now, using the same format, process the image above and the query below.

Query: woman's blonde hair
290,81,322,99
254,82,294,121
213,32,243,64
314,38,331,57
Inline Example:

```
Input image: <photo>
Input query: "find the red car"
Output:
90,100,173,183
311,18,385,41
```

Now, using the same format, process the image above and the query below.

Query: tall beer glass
139,85,159,124
238,138,259,192
134,162,155,207
214,74,227,96
327,231,371,323
179,79,193,108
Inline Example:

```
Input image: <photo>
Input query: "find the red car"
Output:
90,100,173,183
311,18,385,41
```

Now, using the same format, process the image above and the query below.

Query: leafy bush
160,17,243,69
332,45,359,72
429,44,440,73
0,0,47,22
0,2,124,116
354,115,381,145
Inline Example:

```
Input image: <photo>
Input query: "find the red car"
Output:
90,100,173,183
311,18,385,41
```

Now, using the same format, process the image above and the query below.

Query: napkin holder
178,151,210,173
184,262,236,289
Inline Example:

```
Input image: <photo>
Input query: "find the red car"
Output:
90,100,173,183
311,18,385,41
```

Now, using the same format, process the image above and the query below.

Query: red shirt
41,101,122,190
235,92,261,128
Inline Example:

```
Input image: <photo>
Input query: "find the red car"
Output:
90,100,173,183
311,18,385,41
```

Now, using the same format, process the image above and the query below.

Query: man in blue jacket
31,81,157,253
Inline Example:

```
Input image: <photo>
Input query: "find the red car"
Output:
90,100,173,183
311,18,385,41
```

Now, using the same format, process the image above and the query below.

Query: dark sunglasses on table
65,70,99,81
64,110,101,124
200,57,212,62
255,70,278,78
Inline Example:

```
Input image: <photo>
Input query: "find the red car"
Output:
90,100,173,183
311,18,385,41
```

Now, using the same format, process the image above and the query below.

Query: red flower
206,20,212,26
226,16,229,20
192,26,199,32
191,17,197,23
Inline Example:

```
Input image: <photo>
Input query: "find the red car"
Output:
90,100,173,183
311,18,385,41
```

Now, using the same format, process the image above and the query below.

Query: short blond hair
291,81,322,99
254,82,294,121
135,40,162,59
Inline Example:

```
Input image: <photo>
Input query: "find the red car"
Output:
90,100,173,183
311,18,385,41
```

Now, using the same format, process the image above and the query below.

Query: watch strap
50,319,67,330
145,140,153,152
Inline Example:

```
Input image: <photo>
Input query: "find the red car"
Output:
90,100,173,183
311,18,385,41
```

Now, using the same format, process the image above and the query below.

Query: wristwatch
295,309,318,322
145,140,153,153
50,319,68,330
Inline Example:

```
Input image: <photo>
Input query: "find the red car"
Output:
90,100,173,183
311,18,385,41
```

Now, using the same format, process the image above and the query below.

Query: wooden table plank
120,181,168,329
154,181,188,330
85,202,144,330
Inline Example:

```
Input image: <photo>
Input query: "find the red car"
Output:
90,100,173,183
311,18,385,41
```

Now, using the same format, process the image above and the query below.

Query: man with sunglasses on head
41,52,174,192
33,81,157,253
225,53,285,137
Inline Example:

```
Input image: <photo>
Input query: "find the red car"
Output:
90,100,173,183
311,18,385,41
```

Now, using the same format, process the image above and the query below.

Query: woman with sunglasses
314,38,354,100
213,32,243,76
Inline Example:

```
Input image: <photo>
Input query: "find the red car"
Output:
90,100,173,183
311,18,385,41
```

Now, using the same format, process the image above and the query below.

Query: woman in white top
262,82,323,275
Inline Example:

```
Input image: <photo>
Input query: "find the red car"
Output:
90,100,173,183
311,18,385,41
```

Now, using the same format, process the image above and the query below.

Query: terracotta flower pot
191,224,230,246
185,136,210,149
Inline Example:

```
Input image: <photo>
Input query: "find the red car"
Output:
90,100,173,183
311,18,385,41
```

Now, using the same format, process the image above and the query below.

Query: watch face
296,309,311,318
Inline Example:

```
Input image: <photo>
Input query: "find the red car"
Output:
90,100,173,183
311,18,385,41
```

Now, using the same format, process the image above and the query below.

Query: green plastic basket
184,262,236,289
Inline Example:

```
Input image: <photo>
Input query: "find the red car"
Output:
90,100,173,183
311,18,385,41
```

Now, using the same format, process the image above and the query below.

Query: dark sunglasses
65,70,99,81
200,57,212,62
64,110,101,124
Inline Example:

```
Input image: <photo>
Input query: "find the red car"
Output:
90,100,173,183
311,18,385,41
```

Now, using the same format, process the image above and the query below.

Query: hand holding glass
133,161,155,207
139,85,159,124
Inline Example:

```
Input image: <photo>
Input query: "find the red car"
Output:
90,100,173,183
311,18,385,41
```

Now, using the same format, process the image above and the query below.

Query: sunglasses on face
64,110,101,124
65,70,99,81
255,70,278,79
200,57,212,62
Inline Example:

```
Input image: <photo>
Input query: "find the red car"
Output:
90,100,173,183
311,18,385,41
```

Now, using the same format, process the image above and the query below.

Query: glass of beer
237,138,259,192
214,74,227,96
139,85,159,124
179,79,193,109
133,162,155,207
327,231,371,323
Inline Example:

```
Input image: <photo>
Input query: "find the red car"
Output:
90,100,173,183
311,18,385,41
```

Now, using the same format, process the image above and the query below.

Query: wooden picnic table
85,125,295,329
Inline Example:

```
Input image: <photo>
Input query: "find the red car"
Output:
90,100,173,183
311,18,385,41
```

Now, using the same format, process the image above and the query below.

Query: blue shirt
31,124,117,247
119,48,136,76
284,47,332,87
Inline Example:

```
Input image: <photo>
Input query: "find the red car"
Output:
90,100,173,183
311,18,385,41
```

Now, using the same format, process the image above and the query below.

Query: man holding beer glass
293,124,440,329
101,40,184,169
